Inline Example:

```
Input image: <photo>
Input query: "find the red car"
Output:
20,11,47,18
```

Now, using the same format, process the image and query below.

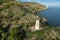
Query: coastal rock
40,17,48,25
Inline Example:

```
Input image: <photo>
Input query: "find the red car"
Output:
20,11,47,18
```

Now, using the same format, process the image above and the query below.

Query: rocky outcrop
40,17,48,25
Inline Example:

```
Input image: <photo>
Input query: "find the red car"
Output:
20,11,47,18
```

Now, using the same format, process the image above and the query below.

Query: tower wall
35,19,40,31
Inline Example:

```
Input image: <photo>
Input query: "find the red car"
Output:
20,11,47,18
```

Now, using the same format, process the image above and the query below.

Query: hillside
0,1,60,40
0,1,47,28
0,1,47,40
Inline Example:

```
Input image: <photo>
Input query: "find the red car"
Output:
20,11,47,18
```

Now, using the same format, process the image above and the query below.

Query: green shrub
0,0,15,4
0,0,5,4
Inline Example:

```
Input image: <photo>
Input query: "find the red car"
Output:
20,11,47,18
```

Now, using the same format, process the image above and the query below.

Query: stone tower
35,19,40,31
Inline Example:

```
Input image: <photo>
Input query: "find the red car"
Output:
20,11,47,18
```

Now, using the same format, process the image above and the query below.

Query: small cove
38,6,60,26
